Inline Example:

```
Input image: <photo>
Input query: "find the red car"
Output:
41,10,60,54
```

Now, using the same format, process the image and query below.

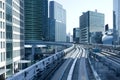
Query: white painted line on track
67,47,81,80
67,58,77,80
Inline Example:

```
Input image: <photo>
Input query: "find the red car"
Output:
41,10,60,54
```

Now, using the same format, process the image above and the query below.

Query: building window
1,32,2,39
6,43,12,59
0,1,2,8
0,32,2,38
1,52,3,61
3,42,5,48
16,0,20,4
6,0,12,6
0,22,2,28
13,2,20,11
13,18,20,25
3,12,4,19
3,32,5,39
13,10,20,18
6,24,12,39
3,52,5,61
6,5,12,22
3,22,4,29
0,11,2,18
1,52,5,62
3,3,4,9
0,42,2,49
0,53,1,62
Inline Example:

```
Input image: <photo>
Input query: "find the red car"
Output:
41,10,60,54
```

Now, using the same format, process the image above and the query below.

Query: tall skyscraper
73,28,80,43
113,0,120,44
24,0,48,41
79,11,104,43
49,1,66,42
0,0,24,79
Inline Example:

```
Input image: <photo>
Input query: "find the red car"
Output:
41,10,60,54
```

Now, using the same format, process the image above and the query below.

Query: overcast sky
49,0,113,35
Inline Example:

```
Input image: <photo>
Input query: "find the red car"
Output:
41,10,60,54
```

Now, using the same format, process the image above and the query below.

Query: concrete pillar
32,45,35,61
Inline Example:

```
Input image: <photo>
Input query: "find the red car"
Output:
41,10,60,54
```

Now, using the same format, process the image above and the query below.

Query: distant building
66,35,70,42
49,1,66,42
66,33,73,42
105,24,109,32
70,35,73,42
113,0,120,44
79,11,104,44
24,0,49,41
73,28,80,43
0,0,24,79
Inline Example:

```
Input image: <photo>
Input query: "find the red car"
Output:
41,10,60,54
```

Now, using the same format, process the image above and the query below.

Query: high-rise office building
79,11,104,43
49,1,66,42
24,0,48,41
113,0,120,44
73,28,80,43
0,0,24,79
24,0,48,61
0,0,6,79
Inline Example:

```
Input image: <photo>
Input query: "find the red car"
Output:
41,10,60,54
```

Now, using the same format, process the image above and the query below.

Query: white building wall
0,0,6,68
12,0,24,75
0,0,24,79
12,0,21,62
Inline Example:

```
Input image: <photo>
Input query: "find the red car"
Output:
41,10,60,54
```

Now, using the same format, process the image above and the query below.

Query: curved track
101,51,120,64
51,45,89,80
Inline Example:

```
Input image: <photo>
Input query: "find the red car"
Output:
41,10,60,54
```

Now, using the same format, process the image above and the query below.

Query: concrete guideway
78,48,89,80
50,48,76,80
89,48,120,80
51,45,89,80
67,46,82,80
7,44,104,80
67,58,77,80
51,46,80,80
6,44,75,80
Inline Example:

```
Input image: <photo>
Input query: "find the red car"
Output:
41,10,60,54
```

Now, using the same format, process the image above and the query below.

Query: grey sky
49,0,113,35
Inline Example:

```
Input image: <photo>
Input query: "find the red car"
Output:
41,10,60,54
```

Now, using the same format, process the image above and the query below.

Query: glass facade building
73,28,80,43
113,0,120,44
24,0,48,41
49,1,66,42
80,11,104,43
0,0,24,79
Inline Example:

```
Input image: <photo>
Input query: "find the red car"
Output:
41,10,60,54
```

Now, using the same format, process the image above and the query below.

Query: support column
32,45,35,61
